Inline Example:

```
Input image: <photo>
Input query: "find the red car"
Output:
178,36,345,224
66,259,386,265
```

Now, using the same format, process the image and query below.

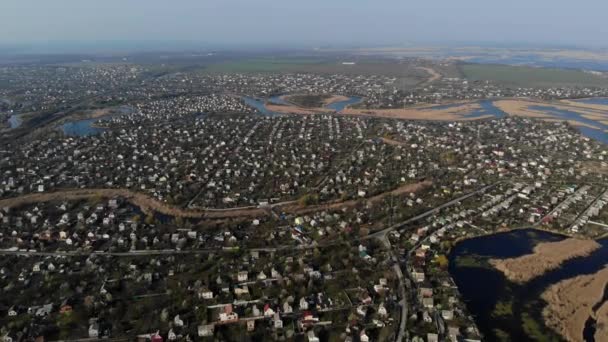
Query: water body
61,105,135,137
449,228,608,341
325,96,362,112
241,96,283,117
528,105,608,144
8,114,22,129
574,98,608,106
268,95,289,105
463,100,508,119
242,95,362,116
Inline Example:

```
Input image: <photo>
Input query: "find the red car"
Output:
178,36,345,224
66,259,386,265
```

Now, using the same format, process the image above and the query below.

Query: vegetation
460,64,608,87
299,193,320,206
521,313,550,341
287,94,332,108
203,58,328,73
492,300,513,317
453,255,490,269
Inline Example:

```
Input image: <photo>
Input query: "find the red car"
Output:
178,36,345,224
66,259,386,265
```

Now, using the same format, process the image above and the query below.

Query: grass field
203,58,327,73
460,64,608,87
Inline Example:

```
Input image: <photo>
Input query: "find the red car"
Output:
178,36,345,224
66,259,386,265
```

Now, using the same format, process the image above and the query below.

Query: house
198,324,214,337
173,315,184,327
247,320,255,332
35,304,53,317
168,329,176,341
422,297,434,309
299,297,309,310
234,286,249,297
199,288,213,300
218,304,238,323
263,304,275,317
237,271,248,282
378,303,388,317
273,313,283,329
427,333,439,342
413,270,425,283
88,323,99,338
59,305,73,314
442,310,454,320
360,330,370,342
307,330,320,342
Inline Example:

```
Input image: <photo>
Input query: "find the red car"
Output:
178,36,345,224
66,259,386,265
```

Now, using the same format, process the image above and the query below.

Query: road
367,182,500,241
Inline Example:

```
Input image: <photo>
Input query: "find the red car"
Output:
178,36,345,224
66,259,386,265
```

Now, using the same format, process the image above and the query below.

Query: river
57,97,607,145
528,105,608,144
449,228,608,341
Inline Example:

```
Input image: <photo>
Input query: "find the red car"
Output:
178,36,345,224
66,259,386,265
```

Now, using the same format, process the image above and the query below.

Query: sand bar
542,266,608,342
490,238,601,283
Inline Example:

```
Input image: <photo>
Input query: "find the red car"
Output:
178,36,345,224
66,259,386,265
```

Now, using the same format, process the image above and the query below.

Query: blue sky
2,0,607,50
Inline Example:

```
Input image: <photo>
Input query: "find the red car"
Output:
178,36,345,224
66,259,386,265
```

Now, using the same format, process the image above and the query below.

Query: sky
2,0,608,51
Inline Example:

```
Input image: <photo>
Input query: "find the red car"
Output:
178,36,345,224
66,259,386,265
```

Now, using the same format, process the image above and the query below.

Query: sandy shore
561,99,608,113
490,238,601,283
495,99,607,129
340,102,484,121
542,266,608,342
595,300,608,342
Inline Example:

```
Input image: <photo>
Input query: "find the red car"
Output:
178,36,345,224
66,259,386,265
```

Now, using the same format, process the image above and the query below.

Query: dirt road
0,180,432,220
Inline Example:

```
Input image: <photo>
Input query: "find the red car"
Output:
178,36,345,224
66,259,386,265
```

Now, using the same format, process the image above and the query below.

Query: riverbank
489,238,601,283
594,301,608,341
541,266,608,342
340,102,492,121
494,99,608,130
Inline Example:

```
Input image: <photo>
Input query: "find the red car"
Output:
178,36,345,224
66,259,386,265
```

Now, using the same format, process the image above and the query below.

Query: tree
435,255,449,269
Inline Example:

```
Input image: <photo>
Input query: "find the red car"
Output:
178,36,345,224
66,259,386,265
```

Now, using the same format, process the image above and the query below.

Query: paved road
367,182,500,241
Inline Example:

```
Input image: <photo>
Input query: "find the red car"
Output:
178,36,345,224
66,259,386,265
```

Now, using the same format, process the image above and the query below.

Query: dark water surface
449,229,608,341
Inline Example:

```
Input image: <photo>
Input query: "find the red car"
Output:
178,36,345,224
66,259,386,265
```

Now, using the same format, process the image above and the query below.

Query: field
202,57,428,88
202,57,327,73
460,63,608,87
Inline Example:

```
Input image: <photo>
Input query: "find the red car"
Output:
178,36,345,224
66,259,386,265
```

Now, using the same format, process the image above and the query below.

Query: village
0,57,607,341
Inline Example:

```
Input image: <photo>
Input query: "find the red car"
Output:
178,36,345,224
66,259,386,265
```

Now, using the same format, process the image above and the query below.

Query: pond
449,228,608,341
61,105,135,137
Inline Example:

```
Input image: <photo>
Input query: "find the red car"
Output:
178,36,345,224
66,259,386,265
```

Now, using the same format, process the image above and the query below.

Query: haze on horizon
2,0,608,52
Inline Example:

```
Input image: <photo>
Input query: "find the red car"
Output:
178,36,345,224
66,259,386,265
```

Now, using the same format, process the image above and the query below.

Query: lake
449,228,608,341
61,105,135,137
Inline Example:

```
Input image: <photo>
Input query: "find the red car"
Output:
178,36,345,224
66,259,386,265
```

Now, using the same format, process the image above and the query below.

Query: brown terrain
340,102,492,121
594,300,608,342
494,99,608,130
0,180,432,220
265,103,333,115
490,238,601,283
542,266,608,342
